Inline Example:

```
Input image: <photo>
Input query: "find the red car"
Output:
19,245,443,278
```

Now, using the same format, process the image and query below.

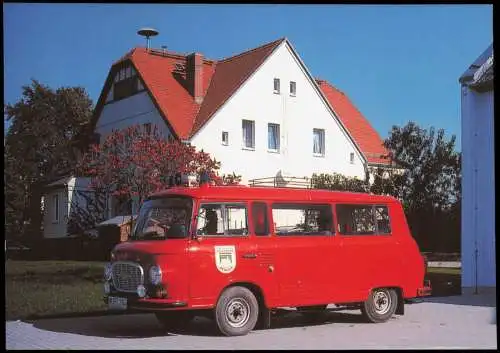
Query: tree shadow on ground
31,309,370,338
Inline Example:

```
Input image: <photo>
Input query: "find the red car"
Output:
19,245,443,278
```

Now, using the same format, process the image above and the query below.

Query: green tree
4,80,94,241
311,172,369,192
377,122,461,251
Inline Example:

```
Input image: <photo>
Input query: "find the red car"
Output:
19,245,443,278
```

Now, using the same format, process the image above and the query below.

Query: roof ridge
219,37,286,63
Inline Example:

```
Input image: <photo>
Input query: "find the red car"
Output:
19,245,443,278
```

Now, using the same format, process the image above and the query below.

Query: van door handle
242,253,257,259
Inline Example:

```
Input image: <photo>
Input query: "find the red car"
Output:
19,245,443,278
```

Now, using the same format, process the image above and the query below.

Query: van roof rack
248,176,312,189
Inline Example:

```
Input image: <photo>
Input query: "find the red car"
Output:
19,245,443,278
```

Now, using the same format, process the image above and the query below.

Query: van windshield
131,197,193,241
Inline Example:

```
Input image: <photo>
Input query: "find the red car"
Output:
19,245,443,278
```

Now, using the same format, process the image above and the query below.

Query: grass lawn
5,261,463,321
5,260,107,321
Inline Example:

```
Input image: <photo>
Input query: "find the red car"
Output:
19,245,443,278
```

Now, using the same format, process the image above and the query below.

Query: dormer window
111,64,144,102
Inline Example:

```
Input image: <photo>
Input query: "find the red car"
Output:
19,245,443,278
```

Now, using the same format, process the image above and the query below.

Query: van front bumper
104,295,188,311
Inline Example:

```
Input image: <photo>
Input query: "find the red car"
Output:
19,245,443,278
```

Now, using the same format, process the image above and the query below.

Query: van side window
336,204,391,236
374,206,391,234
272,203,333,236
252,202,269,236
336,204,375,235
197,203,248,236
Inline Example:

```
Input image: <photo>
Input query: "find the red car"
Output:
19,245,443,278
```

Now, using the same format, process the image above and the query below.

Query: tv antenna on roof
137,27,159,51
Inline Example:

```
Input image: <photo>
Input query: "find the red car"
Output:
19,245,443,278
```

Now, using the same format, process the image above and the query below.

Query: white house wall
461,87,495,293
95,91,172,140
191,42,366,184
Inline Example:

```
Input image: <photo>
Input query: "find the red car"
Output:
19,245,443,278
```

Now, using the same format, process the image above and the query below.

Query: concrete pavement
6,294,497,350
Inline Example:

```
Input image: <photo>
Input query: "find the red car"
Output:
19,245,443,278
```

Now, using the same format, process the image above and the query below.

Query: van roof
148,185,399,204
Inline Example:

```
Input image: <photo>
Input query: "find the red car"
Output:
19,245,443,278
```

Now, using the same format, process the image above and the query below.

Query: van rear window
272,203,333,236
336,204,391,235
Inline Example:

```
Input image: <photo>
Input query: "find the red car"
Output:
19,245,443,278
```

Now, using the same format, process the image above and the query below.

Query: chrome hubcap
225,298,250,328
373,290,391,315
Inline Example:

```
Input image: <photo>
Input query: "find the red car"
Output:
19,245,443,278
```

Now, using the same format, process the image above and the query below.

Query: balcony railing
248,176,312,189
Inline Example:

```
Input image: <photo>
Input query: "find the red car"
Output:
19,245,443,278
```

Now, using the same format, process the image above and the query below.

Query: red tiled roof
128,48,216,139
316,79,391,166
92,38,390,166
92,39,284,140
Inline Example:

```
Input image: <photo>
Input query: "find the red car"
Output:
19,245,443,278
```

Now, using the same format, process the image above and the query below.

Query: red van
103,184,431,336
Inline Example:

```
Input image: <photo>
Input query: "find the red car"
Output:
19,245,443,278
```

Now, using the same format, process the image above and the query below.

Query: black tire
215,286,259,336
361,288,398,323
155,310,194,331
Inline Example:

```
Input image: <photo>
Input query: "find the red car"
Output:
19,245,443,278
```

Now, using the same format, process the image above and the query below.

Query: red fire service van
103,182,431,336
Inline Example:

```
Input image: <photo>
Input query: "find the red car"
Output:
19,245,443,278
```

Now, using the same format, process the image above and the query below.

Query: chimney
186,52,204,104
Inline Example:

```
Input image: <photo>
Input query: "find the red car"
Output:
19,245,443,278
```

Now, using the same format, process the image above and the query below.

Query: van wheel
215,286,259,336
155,311,194,331
361,288,398,323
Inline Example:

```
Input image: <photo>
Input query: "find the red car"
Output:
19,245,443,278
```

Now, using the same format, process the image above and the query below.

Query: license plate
108,296,127,311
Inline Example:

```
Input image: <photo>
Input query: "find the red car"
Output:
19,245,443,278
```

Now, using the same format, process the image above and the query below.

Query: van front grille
111,262,144,292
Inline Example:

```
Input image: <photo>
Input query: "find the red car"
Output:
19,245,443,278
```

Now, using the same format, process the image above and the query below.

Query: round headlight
104,263,113,281
149,265,162,285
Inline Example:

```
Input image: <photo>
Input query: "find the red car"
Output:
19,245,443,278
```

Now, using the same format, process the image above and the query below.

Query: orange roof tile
316,79,391,166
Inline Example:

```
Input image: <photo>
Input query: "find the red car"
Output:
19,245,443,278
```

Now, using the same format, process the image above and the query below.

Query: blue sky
4,4,493,150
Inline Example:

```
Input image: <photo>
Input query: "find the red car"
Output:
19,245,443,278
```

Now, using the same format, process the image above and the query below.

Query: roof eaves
218,37,286,63
459,44,493,84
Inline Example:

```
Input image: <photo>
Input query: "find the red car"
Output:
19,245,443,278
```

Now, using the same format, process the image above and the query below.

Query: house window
273,78,280,94
144,123,152,135
290,81,296,96
114,76,139,101
350,152,355,164
242,120,255,149
313,128,325,156
268,123,280,152
222,131,229,146
52,194,59,223
111,64,141,101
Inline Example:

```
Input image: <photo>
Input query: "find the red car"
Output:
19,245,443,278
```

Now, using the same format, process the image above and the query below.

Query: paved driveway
6,295,497,350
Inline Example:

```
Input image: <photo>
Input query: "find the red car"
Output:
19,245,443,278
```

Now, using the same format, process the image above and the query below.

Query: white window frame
222,131,229,146
273,78,280,94
267,123,280,152
290,81,296,97
52,194,60,223
350,152,355,164
313,128,325,156
242,120,255,150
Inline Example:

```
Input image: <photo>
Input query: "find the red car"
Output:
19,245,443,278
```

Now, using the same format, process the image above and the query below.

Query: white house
459,44,495,295
42,37,393,238
43,176,92,238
